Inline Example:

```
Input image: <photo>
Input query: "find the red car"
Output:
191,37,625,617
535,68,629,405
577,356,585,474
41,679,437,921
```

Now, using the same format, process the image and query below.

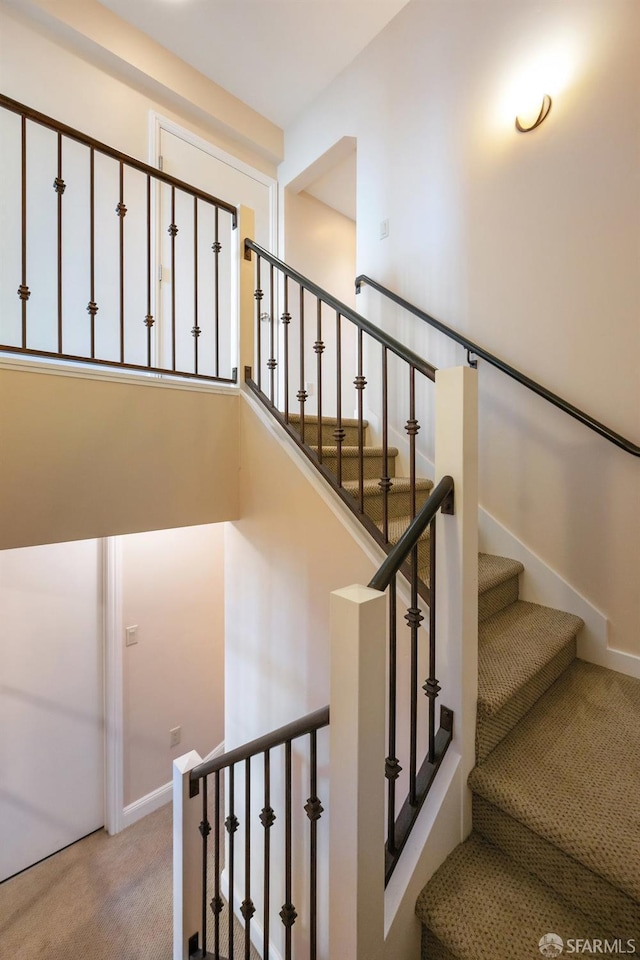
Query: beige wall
122,523,225,807
0,367,239,548
281,0,640,655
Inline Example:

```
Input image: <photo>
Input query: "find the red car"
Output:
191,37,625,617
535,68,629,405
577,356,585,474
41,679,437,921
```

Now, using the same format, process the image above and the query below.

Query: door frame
103,536,123,835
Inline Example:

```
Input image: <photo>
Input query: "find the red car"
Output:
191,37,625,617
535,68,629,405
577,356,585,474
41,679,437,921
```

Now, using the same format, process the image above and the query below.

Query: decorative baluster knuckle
313,339,325,355
53,177,66,195
17,285,30,302
210,896,224,916
333,427,346,443
260,805,276,828
198,818,212,838
168,223,178,237
87,301,98,316
240,898,256,921
280,903,298,928
191,326,201,338
225,814,239,834
296,389,308,403
211,240,222,253
267,358,277,370
353,374,367,391
254,288,264,301
405,417,420,436
405,606,424,629
281,311,291,325
144,314,154,328
385,756,402,781
115,201,127,218
423,678,441,700
304,796,324,822
378,477,393,492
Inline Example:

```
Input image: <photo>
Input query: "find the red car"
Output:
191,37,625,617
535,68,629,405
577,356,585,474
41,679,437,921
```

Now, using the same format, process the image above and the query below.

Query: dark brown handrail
246,240,437,382
190,705,330,781
369,475,454,592
356,274,640,457
0,93,238,226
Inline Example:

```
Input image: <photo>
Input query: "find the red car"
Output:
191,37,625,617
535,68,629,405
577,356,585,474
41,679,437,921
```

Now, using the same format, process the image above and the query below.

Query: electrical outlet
125,625,138,646
305,381,315,397
380,218,389,240
170,726,181,748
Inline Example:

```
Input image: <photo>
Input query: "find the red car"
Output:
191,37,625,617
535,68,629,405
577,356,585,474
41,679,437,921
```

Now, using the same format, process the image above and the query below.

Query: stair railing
174,707,330,960
368,474,455,882
0,93,238,383
244,239,437,564
355,274,640,457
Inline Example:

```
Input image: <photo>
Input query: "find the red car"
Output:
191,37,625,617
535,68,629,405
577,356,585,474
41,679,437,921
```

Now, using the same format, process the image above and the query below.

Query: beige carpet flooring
0,802,259,960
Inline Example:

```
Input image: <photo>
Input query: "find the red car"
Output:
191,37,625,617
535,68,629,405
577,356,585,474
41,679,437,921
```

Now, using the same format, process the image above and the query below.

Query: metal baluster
354,329,366,514
381,346,391,542
144,174,154,366
212,770,222,957
305,730,324,960
297,286,307,443
18,115,29,346
386,577,400,852
255,256,263,391
54,131,65,354
407,545,423,806
281,740,296,960
406,367,419,521
192,197,200,375
261,750,275,960
199,777,211,958
212,206,221,377
268,263,277,403
334,312,344,486
425,517,440,763
169,186,177,371
242,758,254,960
116,161,126,364
315,299,324,463
226,765,239,959
88,147,97,357
282,276,290,423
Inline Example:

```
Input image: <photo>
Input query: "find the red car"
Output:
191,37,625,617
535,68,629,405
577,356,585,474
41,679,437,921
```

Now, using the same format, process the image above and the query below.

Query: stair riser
344,484,432,522
476,638,577,762
320,453,397,482
472,795,640,941
288,422,362,446
478,575,519,622
421,929,458,960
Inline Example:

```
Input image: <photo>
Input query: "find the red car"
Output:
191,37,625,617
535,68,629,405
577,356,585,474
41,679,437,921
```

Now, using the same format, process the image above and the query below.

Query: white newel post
329,584,387,960
237,203,256,380
173,750,204,960
435,366,479,837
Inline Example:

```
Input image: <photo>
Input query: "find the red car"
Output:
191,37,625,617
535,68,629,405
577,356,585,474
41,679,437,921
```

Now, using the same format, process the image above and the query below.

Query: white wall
281,0,640,656
122,524,226,807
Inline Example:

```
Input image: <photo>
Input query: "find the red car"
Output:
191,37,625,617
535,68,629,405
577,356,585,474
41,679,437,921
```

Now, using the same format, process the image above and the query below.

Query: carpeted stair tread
310,444,398,458
416,833,608,958
478,600,583,718
287,412,367,428
469,660,640,903
477,552,523,596
342,476,434,496
375,514,430,546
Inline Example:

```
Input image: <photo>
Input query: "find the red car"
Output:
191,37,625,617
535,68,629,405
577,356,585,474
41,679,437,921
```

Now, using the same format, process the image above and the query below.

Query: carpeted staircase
288,411,640,957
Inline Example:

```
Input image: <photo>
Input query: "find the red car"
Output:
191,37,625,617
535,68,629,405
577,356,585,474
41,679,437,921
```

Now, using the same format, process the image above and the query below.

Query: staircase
290,410,640,956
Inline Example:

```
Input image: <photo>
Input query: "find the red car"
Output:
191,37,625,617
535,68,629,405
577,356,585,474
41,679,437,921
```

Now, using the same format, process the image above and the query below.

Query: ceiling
97,0,410,129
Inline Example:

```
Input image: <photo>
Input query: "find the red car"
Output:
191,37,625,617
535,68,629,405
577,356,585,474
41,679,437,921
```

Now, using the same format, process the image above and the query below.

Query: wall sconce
515,93,552,132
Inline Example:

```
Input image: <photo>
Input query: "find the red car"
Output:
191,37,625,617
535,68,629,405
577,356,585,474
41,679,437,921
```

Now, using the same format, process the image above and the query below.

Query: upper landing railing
0,93,238,383
356,274,640,457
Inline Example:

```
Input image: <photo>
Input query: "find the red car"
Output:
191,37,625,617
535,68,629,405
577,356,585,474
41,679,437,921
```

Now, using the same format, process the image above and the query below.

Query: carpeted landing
0,802,259,960
290,413,640,957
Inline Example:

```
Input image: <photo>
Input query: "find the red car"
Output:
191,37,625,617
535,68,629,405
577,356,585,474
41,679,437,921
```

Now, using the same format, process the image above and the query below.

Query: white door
156,124,275,379
0,539,103,882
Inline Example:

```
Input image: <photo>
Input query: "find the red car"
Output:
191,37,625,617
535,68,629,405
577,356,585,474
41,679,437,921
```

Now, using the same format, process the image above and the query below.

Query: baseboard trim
479,509,640,679
122,740,225,830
